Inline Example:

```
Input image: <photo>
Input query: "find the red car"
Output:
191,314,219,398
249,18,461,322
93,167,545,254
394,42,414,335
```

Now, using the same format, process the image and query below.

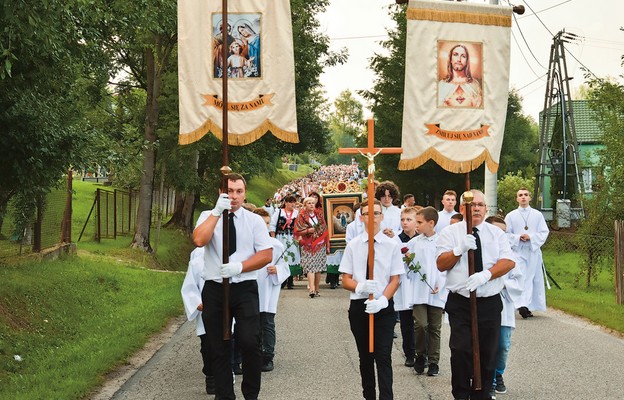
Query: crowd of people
181,166,549,400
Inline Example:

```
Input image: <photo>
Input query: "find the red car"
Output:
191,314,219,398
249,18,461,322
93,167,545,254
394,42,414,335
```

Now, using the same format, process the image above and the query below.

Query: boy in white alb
407,206,445,377
486,216,524,398
339,199,404,400
252,208,291,372
181,247,214,394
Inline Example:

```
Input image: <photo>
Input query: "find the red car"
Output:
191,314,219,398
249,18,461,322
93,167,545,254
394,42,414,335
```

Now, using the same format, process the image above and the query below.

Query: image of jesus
437,43,483,108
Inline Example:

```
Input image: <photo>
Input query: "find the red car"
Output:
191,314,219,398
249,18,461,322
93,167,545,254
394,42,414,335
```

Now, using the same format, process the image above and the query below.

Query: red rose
401,247,408,254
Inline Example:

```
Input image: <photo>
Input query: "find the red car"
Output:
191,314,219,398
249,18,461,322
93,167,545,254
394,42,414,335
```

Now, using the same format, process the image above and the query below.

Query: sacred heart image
437,41,483,109
212,13,262,79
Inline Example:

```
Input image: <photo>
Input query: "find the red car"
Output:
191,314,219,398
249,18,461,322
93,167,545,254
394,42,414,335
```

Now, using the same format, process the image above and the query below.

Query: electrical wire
517,0,572,20
512,13,548,70
511,28,547,79
521,1,554,36
515,73,548,92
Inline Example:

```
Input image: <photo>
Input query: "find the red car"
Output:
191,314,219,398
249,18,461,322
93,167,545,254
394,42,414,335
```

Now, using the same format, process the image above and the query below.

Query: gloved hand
364,295,389,314
355,280,378,295
453,234,477,256
211,193,232,217
464,270,492,292
219,262,243,278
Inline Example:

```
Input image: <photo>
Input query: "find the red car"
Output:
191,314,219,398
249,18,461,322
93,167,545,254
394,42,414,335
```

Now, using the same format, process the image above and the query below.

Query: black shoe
414,355,426,374
232,363,243,375
287,285,294,289
519,306,532,319
205,375,215,395
392,331,398,339
495,373,507,393
309,292,315,298
404,357,415,367
427,363,439,376
261,360,274,372
488,387,497,400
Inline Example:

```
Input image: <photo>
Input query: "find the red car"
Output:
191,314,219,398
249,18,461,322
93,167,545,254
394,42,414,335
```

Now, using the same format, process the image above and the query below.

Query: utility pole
534,30,585,218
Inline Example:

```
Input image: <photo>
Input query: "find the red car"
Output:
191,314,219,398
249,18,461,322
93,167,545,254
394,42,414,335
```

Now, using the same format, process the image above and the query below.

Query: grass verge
0,254,184,399
543,250,624,333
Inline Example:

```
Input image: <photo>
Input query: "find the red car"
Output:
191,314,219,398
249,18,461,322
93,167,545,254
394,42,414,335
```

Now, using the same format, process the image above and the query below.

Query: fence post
32,196,43,252
114,189,118,240
615,220,624,305
96,189,101,242
61,170,73,243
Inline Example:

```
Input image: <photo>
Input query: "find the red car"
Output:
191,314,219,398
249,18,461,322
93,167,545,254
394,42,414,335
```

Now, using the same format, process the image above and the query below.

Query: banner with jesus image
399,0,512,173
178,0,298,146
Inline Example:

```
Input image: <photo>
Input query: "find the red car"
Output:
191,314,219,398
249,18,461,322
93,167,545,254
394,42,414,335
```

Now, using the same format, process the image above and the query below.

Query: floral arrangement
276,238,296,264
401,247,435,291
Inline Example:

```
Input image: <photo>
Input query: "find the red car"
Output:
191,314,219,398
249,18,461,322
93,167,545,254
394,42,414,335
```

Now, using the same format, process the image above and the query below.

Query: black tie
472,227,483,272
228,213,237,256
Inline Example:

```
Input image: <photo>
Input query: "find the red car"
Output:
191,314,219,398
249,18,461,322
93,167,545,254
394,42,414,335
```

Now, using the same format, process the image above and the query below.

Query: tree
322,90,365,165
496,172,535,216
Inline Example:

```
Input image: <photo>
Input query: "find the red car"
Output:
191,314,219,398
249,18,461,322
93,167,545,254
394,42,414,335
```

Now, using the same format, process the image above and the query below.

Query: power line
517,0,572,20
511,28,547,79
521,1,554,37
515,74,548,92
513,13,548,70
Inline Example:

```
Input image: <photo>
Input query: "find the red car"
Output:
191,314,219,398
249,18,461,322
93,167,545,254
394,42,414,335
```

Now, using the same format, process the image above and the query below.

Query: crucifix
339,117,402,352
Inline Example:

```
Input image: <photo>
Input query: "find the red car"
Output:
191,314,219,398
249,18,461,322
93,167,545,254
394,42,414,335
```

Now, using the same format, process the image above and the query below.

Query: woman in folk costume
294,196,329,298
269,194,300,289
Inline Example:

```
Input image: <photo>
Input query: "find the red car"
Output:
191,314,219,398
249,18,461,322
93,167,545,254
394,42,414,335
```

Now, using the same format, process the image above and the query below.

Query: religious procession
4,0,624,399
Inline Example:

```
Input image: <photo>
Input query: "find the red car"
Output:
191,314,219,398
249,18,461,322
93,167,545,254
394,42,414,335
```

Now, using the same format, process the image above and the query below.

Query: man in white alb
436,189,459,232
504,188,549,319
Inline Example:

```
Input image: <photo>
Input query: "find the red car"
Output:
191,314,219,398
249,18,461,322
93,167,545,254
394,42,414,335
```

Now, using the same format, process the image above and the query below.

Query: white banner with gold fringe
399,0,512,173
178,0,298,145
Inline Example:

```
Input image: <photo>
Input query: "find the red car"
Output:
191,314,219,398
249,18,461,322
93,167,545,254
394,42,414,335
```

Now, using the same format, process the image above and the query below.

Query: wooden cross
339,118,402,352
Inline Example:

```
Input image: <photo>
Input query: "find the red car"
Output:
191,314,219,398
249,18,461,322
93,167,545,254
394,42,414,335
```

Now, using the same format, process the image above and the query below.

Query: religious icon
437,41,484,109
212,13,262,79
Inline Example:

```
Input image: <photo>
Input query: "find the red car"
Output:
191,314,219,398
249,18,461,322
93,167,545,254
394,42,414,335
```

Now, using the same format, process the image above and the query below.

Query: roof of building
539,100,603,144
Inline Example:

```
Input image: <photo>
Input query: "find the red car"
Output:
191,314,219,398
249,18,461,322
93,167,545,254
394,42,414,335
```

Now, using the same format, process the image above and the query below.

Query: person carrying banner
436,190,515,400
504,188,549,318
339,199,403,400
193,173,273,400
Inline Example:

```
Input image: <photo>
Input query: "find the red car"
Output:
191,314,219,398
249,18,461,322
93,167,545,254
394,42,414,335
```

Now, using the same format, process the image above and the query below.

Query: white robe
505,206,549,311
257,238,291,313
500,266,524,328
391,234,413,312
181,247,206,336
406,233,446,308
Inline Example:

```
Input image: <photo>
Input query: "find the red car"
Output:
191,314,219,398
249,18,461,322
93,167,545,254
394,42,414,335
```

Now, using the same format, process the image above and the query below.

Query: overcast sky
318,0,624,121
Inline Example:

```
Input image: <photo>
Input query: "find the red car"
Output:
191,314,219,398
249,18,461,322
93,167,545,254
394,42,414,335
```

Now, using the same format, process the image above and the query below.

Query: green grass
543,250,624,333
0,255,184,399
245,165,313,207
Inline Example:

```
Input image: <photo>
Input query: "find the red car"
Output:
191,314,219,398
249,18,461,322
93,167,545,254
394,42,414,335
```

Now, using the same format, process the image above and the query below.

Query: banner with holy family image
399,0,513,173
178,0,298,146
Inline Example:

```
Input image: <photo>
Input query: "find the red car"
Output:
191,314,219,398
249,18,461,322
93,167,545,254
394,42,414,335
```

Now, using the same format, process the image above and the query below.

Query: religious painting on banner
399,0,512,174
178,0,298,146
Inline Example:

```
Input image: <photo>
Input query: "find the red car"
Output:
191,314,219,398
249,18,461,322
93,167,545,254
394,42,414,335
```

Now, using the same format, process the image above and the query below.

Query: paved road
92,280,624,400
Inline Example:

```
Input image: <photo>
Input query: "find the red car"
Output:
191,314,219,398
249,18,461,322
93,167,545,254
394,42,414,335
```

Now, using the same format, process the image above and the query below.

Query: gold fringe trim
407,8,511,27
178,118,299,146
398,147,499,173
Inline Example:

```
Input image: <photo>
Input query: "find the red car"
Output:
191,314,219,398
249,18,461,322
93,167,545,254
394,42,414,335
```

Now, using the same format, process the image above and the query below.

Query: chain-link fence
0,176,72,260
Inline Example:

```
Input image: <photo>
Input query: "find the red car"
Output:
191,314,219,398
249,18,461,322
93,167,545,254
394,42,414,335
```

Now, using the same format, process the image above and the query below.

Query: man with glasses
504,188,549,319
436,190,515,400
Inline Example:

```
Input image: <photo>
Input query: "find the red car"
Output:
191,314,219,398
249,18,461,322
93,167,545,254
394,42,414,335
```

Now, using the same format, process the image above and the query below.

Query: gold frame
322,193,362,252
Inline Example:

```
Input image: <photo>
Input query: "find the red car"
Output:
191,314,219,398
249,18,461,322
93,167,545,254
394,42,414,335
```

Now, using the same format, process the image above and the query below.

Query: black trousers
349,298,396,400
445,292,502,400
202,280,262,400
398,309,415,359
199,333,213,377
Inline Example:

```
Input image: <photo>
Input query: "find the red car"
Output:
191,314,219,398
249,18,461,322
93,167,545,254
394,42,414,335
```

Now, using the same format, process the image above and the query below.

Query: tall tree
323,90,365,165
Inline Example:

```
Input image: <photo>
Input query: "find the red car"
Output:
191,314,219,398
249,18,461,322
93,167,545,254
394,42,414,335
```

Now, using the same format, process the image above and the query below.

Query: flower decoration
401,247,435,291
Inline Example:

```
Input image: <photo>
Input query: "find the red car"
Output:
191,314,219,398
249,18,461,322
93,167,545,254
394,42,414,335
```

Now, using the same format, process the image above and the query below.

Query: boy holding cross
339,199,404,400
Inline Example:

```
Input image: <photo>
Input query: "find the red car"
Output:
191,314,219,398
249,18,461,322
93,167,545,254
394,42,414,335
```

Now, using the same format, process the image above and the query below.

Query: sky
318,0,624,121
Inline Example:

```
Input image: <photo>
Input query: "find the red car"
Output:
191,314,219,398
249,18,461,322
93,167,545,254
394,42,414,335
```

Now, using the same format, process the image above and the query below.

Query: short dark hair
417,206,439,224
360,199,382,213
485,215,505,225
450,213,463,222
283,195,296,203
253,208,270,218
403,194,414,201
226,173,247,188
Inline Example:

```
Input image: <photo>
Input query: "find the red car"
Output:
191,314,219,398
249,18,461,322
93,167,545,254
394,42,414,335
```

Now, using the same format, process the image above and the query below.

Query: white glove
464,270,492,292
355,280,378,295
219,262,243,278
365,295,389,314
211,193,232,217
453,234,477,256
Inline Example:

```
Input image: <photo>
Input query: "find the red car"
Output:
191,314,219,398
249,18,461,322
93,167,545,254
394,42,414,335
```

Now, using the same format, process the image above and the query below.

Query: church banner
399,0,512,173
178,0,298,145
